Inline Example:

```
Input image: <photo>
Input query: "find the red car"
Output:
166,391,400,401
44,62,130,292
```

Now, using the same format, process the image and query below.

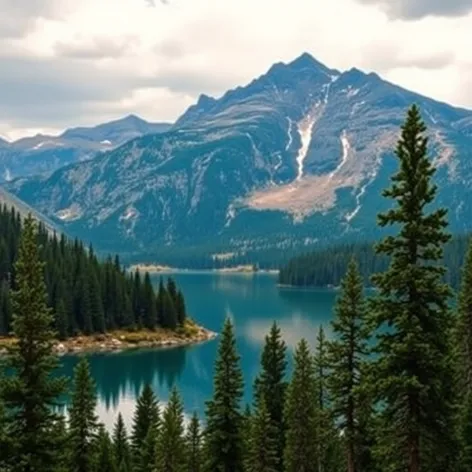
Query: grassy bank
0,319,217,354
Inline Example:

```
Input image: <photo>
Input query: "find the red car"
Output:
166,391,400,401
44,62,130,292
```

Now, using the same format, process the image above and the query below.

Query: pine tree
89,271,105,333
328,259,370,472
242,404,252,472
68,358,99,472
0,215,66,472
253,322,287,471
113,413,131,472
457,239,472,397
284,339,318,472
142,272,157,329
162,290,178,330
176,290,187,326
186,412,202,472
314,325,340,472
204,318,244,472
131,384,160,459
246,398,278,472
370,105,456,472
459,392,472,471
55,298,69,341
96,425,117,472
135,424,158,472
156,387,186,472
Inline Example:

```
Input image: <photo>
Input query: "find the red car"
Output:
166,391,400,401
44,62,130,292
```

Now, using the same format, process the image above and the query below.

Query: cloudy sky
0,0,471,140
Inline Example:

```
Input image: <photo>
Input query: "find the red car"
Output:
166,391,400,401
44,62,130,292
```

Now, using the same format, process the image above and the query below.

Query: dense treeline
279,233,470,289
2,105,472,472
0,206,186,338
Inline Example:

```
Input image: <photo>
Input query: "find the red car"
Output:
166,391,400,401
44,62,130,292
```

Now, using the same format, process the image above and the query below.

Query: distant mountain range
6,53,472,260
0,115,171,181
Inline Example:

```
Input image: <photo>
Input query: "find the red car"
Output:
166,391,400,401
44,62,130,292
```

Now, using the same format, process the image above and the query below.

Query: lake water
57,272,338,428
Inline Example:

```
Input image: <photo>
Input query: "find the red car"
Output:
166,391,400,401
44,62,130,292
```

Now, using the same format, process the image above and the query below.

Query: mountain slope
0,115,171,181
8,53,472,258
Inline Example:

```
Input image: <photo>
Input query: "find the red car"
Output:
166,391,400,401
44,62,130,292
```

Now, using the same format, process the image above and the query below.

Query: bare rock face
8,53,472,257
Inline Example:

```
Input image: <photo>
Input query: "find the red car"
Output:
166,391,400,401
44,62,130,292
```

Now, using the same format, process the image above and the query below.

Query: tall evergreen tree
370,105,456,472
457,239,472,397
68,358,99,472
113,413,131,472
0,215,66,472
96,425,117,472
142,273,157,329
204,318,244,472
131,384,160,459
284,339,318,472
328,259,370,472
186,412,202,472
253,322,287,471
135,424,158,472
156,387,186,472
314,325,340,472
246,398,278,472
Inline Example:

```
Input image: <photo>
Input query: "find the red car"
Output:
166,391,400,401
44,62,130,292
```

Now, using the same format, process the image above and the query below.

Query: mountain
0,115,171,181
7,53,472,260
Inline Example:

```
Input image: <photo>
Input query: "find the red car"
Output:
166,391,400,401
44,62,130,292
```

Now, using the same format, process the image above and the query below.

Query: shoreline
0,320,217,355
128,263,279,275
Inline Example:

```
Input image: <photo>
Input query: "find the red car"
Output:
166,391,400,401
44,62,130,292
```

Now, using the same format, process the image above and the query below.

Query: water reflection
57,273,338,428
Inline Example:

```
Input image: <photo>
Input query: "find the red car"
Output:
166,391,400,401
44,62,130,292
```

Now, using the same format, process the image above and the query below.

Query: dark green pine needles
0,215,67,472
370,104,456,472
204,318,244,472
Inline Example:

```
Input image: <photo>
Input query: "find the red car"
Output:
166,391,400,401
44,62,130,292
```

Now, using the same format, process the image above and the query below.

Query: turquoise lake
56,272,338,428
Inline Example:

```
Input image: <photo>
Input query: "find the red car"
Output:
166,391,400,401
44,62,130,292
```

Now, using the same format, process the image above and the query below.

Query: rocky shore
0,321,217,355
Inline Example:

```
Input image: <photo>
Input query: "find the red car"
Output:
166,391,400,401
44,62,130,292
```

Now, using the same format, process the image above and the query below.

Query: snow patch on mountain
296,112,318,181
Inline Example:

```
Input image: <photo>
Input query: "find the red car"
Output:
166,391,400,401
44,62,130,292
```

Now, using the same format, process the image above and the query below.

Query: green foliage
68,358,99,472
284,339,318,472
0,215,67,472
0,205,188,337
135,422,158,472
131,384,160,459
204,318,244,472
112,413,131,472
369,105,456,471
246,398,278,472
253,322,287,471
278,234,471,290
328,259,371,471
186,412,202,472
96,425,117,472
156,387,186,472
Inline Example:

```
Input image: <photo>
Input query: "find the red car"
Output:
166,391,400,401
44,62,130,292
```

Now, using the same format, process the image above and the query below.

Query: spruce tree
246,398,278,472
186,412,202,472
131,384,160,459
96,425,117,472
68,358,99,472
135,424,158,472
176,289,187,326
459,392,472,471
314,326,340,472
113,413,131,472
370,105,456,472
142,272,157,329
328,259,370,472
284,339,318,472
253,321,287,471
457,239,472,397
204,318,244,472
0,215,66,472
156,387,186,472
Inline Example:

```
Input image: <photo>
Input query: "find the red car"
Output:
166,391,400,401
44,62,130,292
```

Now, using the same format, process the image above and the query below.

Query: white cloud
0,0,471,138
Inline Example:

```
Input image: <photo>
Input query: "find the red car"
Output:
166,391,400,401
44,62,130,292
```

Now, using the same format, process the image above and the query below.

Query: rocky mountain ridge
0,115,171,181
6,53,472,260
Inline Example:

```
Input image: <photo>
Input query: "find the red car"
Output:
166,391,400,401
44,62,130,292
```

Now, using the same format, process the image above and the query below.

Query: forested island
0,207,215,352
279,233,471,289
